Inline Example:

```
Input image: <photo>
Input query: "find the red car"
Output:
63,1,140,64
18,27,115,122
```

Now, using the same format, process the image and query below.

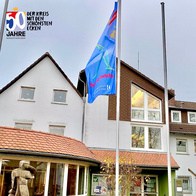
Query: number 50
6,12,25,31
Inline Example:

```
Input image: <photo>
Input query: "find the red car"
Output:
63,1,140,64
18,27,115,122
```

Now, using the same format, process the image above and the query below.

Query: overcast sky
0,0,196,102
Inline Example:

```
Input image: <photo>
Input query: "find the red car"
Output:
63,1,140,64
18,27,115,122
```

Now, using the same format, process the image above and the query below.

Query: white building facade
77,61,179,196
169,99,196,196
0,53,84,141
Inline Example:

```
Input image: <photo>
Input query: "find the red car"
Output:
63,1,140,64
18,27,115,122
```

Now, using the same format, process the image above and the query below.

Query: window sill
51,102,68,105
131,119,162,124
182,191,192,194
188,122,196,124
130,148,163,152
18,99,35,102
176,152,189,155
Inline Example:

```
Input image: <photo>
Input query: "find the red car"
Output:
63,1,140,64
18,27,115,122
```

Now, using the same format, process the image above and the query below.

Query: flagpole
116,0,121,196
0,0,9,52
160,2,172,196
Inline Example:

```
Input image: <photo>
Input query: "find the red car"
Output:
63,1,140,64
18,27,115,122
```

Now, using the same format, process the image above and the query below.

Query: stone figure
8,160,36,196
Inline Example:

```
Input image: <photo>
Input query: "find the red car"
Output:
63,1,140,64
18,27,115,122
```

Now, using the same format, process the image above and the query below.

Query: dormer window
131,84,161,122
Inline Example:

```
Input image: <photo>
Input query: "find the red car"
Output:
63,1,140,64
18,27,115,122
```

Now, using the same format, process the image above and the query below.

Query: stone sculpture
8,160,36,196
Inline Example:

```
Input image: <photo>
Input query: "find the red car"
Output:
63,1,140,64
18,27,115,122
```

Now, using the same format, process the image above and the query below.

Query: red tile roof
91,149,179,169
0,127,98,163
170,123,196,134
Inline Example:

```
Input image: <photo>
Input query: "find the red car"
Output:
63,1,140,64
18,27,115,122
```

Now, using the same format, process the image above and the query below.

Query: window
53,90,67,104
143,176,157,195
131,84,161,122
188,112,196,123
171,110,181,123
67,165,77,195
66,165,87,196
66,165,86,196
15,122,32,130
131,126,161,150
48,163,64,196
176,139,187,153
132,126,144,148
92,174,158,196
148,127,161,149
78,166,85,195
178,176,192,193
0,159,88,196
20,87,35,101
49,125,65,136
0,159,47,196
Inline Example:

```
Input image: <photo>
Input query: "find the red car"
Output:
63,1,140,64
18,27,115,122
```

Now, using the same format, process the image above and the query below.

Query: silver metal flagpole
160,2,172,196
0,0,9,52
116,0,121,196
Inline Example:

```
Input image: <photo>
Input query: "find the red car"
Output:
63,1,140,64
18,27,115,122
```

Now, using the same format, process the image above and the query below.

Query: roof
121,60,174,99
169,100,196,111
0,52,82,98
170,123,196,135
0,127,98,163
77,60,174,99
91,149,179,169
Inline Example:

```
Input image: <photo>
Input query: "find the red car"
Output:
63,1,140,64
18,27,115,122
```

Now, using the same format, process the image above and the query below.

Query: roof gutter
100,162,179,170
0,149,100,165
170,131,196,135
169,106,196,111
139,165,179,170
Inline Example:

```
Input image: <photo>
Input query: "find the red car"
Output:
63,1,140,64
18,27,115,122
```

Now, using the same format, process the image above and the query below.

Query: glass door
130,175,158,196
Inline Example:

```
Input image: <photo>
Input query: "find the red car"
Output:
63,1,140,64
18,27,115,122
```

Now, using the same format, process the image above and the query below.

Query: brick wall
181,110,188,123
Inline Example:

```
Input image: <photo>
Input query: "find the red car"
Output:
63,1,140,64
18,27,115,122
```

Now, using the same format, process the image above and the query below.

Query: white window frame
177,176,192,194
188,112,196,124
15,122,33,130
171,110,181,123
52,89,68,105
63,164,88,196
49,125,65,136
76,165,86,195
176,138,188,154
19,86,35,101
131,84,162,123
131,124,162,151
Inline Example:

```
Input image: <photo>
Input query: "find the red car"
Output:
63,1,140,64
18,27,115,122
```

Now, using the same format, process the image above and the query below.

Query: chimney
168,89,175,106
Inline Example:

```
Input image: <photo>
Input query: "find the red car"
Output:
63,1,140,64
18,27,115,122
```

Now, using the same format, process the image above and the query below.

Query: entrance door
130,175,158,196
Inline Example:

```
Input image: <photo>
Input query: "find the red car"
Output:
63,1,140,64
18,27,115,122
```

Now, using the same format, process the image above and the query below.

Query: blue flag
85,2,118,103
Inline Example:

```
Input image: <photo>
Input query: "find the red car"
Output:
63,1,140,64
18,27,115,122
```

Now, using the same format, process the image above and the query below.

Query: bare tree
100,156,142,196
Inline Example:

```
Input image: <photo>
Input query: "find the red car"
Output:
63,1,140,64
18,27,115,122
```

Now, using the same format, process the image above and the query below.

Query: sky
0,0,196,102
